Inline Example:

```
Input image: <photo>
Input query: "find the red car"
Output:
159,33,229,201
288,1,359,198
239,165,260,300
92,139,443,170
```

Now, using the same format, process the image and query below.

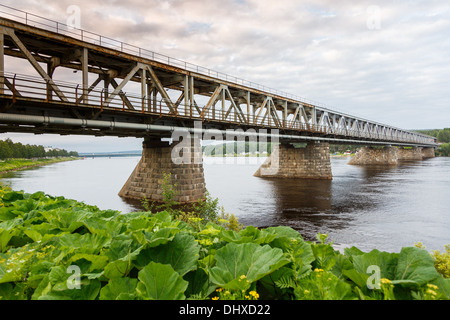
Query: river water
1,156,449,252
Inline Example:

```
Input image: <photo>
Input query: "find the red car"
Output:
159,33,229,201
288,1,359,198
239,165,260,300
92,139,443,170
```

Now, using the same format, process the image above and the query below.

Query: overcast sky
1,0,449,152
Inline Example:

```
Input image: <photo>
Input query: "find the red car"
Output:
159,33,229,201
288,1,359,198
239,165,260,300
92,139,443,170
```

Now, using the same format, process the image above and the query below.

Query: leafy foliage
0,187,448,300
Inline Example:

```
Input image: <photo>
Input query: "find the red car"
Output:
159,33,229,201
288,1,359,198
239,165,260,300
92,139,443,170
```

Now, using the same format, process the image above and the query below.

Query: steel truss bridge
0,5,437,147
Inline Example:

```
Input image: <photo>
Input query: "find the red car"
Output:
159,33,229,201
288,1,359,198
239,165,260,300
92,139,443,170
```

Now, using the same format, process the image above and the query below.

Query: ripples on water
1,156,449,252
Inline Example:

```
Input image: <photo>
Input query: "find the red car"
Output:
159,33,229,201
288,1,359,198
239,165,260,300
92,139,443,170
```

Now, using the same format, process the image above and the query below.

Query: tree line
414,128,450,157
0,139,79,160
415,128,450,143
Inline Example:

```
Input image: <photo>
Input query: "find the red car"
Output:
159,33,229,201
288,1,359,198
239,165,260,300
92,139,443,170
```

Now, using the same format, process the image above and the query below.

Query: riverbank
0,185,448,300
0,157,79,174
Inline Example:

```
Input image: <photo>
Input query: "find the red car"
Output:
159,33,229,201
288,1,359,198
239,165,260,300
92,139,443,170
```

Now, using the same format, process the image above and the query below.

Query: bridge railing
0,5,437,146
0,72,436,145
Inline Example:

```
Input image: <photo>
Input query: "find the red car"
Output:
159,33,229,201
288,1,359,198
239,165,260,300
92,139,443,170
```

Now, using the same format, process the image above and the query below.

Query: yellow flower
426,289,437,296
212,296,219,300
249,291,259,299
216,288,223,292
380,278,392,285
426,284,438,290
314,268,324,272
304,290,310,295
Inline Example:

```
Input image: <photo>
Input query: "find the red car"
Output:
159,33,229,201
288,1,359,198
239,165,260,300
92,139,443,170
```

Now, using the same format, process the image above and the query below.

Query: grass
0,157,78,174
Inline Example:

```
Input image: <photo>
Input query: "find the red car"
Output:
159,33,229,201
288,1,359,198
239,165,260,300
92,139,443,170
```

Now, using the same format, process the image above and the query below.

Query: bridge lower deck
0,9,437,148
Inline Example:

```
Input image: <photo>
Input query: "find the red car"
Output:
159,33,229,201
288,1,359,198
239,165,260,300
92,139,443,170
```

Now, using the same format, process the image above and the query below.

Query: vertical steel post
189,76,194,117
221,87,225,120
184,75,189,116
82,48,88,104
0,28,4,95
141,67,146,112
152,87,157,113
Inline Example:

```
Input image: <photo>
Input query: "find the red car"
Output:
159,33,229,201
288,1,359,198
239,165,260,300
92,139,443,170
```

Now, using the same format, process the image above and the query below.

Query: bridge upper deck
0,5,437,147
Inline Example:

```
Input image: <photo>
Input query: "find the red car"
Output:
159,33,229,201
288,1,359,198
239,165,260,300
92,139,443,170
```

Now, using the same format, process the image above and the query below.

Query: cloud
1,0,449,152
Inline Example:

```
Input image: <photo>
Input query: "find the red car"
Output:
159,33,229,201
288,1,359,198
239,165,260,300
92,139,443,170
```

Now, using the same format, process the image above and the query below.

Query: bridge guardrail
0,4,362,116
0,72,436,146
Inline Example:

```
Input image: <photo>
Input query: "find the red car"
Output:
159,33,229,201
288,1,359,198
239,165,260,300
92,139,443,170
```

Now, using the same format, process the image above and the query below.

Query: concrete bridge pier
349,146,436,165
254,141,332,179
397,147,424,161
348,146,399,165
118,136,206,204
422,147,436,159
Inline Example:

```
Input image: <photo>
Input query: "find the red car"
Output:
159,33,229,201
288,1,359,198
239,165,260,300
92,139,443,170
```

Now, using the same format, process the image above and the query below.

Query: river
1,155,449,252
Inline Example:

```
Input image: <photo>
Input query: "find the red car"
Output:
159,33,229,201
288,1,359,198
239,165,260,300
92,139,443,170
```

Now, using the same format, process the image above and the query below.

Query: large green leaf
82,217,123,237
264,226,304,240
40,208,90,233
184,268,216,299
38,279,101,300
265,226,305,253
352,249,399,280
220,226,277,244
103,260,132,279
0,229,17,253
100,277,138,300
36,265,101,300
132,227,179,247
135,233,199,276
104,236,143,262
394,247,440,285
1,191,24,203
68,254,109,272
209,242,288,290
59,233,111,254
137,262,188,300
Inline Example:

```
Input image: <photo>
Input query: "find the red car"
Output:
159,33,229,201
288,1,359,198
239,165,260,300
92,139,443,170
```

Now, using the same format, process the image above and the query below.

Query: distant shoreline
0,157,79,174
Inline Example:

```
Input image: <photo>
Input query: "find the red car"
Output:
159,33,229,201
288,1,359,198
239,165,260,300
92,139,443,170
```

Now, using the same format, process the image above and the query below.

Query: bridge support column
254,141,332,179
348,146,398,165
118,137,206,204
397,147,423,161
422,147,436,159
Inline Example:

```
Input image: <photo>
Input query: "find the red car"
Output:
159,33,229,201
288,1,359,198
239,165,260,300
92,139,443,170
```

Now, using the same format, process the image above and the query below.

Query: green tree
437,129,450,143
438,143,450,156
0,140,13,159
0,139,77,159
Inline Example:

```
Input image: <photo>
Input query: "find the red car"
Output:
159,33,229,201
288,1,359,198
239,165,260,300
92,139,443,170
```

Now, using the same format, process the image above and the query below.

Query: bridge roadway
0,6,438,203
